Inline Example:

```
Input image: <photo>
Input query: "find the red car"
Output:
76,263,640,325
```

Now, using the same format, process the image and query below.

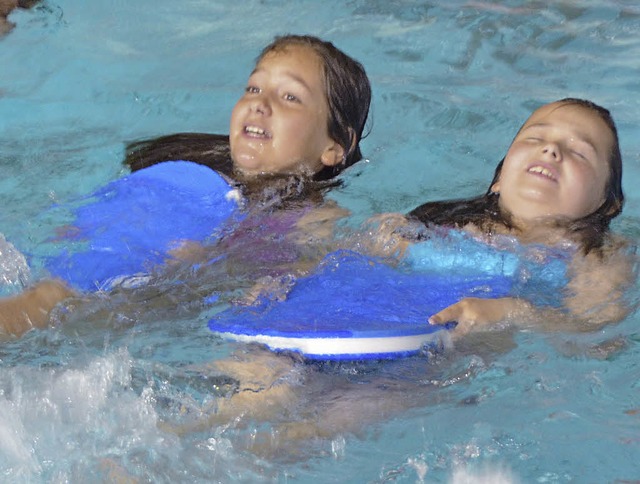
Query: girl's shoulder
564,233,638,326
592,234,636,281
580,233,636,266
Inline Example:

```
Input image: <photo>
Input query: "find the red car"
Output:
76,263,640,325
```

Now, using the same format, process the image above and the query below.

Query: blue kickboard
209,250,512,360
45,160,241,291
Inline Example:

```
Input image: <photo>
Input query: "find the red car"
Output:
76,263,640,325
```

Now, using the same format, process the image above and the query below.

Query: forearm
0,280,75,337
430,293,628,340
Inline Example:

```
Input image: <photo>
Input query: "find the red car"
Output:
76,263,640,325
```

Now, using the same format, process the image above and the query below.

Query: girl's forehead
258,44,322,69
253,45,327,91
524,103,605,133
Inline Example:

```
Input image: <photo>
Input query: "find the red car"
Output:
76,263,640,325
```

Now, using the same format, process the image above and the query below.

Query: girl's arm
430,241,637,338
563,241,636,327
0,280,76,338
340,212,415,259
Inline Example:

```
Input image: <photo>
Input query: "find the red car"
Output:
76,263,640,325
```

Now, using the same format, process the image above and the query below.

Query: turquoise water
1,1,640,482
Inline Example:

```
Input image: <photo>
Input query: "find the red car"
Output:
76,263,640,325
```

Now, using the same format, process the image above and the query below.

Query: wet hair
123,133,326,208
409,98,624,254
257,35,371,180
123,34,371,184
124,133,233,174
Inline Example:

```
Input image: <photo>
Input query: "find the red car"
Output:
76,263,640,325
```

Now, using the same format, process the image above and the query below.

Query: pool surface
1,1,640,482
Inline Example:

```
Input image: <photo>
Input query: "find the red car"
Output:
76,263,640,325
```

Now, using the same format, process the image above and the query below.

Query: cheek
277,118,317,156
498,150,520,180
493,158,518,192
229,103,243,134
570,167,608,213
502,145,526,169
277,117,301,139
590,176,609,209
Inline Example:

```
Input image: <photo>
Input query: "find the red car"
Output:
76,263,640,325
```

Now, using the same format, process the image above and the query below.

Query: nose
541,141,562,161
251,93,271,116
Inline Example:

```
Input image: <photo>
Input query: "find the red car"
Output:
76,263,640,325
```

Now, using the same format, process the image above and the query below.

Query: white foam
450,464,519,484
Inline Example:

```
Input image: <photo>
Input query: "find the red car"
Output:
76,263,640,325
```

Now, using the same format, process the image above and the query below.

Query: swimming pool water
1,1,640,482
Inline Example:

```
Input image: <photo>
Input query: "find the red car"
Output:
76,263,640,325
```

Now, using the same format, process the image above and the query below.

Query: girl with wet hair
383,98,634,336
0,34,373,337
124,34,372,206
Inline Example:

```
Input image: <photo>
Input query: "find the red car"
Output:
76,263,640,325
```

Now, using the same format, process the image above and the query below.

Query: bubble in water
407,456,429,481
330,435,346,459
0,235,30,291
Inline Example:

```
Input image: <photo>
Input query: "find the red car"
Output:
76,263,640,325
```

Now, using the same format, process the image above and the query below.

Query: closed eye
571,150,588,161
568,139,596,162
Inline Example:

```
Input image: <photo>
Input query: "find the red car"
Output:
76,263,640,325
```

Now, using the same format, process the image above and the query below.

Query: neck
504,215,575,245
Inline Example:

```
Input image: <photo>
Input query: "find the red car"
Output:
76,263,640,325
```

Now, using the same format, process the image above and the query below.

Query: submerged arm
0,279,76,338
430,241,638,338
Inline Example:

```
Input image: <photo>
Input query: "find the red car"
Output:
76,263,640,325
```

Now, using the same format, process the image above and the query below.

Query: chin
234,164,263,176
232,152,263,171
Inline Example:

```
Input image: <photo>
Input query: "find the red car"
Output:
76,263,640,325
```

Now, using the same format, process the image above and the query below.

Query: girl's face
492,102,613,226
229,44,344,176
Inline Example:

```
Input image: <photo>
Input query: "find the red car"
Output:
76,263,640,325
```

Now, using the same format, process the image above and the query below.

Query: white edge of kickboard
213,331,441,359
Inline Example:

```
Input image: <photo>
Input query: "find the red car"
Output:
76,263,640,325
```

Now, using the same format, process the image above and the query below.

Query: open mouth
244,125,271,138
527,165,557,181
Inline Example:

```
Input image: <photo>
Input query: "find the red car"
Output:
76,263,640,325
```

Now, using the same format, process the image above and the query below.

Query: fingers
428,304,469,341
429,297,519,338
428,308,456,326
428,298,495,337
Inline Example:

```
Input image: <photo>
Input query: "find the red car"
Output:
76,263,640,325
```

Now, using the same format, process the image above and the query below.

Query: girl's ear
320,128,355,167
320,140,346,167
490,180,501,194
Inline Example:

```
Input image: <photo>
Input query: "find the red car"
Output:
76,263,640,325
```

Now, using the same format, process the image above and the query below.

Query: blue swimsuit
403,228,572,308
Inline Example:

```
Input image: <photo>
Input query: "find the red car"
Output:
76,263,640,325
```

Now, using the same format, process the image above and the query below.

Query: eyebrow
249,67,315,95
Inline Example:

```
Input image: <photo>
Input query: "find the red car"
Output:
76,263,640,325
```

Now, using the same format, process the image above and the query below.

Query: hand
429,297,524,337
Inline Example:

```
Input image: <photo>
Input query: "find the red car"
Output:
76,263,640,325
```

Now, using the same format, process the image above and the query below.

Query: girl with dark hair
387,98,633,337
124,34,371,207
0,34,372,337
